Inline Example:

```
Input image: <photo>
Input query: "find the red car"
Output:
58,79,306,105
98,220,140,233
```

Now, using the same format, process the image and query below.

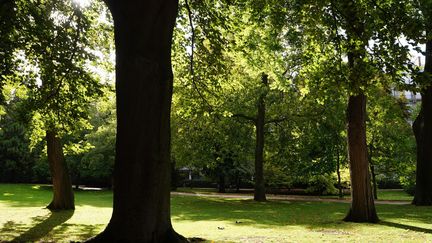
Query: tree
286,0,414,222
408,0,432,206
4,0,108,210
88,0,186,241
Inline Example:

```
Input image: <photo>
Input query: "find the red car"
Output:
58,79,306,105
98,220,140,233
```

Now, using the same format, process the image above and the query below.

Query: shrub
305,174,338,195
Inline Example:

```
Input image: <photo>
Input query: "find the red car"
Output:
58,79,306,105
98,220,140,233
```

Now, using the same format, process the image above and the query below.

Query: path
171,191,411,205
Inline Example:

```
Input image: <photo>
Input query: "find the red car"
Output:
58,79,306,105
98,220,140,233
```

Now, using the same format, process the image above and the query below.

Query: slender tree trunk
370,164,378,200
218,174,226,193
236,175,241,193
413,39,432,206
46,131,75,210
368,143,378,200
336,147,343,199
254,74,267,202
344,94,378,223
88,0,185,242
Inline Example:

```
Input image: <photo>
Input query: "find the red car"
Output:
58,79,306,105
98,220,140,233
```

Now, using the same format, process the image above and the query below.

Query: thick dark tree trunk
412,39,432,206
46,131,75,210
344,94,378,223
88,0,185,242
253,74,267,202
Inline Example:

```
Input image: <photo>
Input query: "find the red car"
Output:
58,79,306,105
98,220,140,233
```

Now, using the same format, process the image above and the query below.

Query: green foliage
0,89,41,183
366,86,416,189
264,163,293,188
0,0,422,194
79,95,116,186
304,174,338,196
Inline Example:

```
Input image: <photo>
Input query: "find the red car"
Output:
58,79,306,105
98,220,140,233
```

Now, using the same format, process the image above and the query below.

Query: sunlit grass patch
0,184,430,242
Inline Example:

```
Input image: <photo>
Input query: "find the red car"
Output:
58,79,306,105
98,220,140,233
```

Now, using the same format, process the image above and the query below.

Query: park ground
0,184,431,242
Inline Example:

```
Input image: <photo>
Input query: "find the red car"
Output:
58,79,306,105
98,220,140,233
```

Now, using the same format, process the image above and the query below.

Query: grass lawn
0,184,431,242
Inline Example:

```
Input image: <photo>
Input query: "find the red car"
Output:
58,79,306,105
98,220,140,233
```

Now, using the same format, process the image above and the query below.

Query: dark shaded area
379,221,432,234
188,237,206,242
12,210,74,242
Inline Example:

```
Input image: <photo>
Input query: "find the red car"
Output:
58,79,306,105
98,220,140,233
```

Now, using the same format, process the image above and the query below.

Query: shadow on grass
12,210,74,242
171,196,350,229
171,196,432,231
379,221,432,234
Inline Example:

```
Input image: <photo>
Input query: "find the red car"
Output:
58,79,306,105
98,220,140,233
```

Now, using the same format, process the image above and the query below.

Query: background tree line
0,0,430,241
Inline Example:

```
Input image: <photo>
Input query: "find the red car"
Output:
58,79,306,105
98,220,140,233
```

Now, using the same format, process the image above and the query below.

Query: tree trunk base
86,227,188,243
253,194,267,202
412,197,432,206
46,202,75,211
343,209,379,223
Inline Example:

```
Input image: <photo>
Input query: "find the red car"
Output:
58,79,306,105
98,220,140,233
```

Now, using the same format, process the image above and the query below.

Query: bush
264,163,293,188
400,169,416,196
32,156,50,183
305,174,338,195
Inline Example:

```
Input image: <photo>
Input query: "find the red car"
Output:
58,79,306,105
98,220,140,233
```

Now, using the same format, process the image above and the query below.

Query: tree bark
254,73,267,202
46,131,75,210
344,94,378,223
87,0,185,242
412,39,432,206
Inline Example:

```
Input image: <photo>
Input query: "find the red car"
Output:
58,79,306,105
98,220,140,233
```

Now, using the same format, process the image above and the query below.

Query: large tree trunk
88,0,185,242
412,39,432,206
344,94,378,223
253,74,267,202
46,131,75,210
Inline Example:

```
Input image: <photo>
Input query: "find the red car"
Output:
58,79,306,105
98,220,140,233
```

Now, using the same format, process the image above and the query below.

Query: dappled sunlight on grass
171,196,432,242
0,184,112,242
0,204,111,242
0,184,431,242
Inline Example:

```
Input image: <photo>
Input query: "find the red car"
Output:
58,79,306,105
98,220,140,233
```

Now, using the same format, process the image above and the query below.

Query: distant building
392,89,421,110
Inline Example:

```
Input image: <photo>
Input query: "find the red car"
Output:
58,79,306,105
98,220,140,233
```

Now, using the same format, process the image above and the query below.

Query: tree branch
183,0,214,113
265,116,288,124
232,113,256,123
184,0,195,77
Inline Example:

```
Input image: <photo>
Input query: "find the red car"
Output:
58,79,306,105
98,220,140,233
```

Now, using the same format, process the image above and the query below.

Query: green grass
377,189,414,201
321,189,413,201
0,184,431,242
